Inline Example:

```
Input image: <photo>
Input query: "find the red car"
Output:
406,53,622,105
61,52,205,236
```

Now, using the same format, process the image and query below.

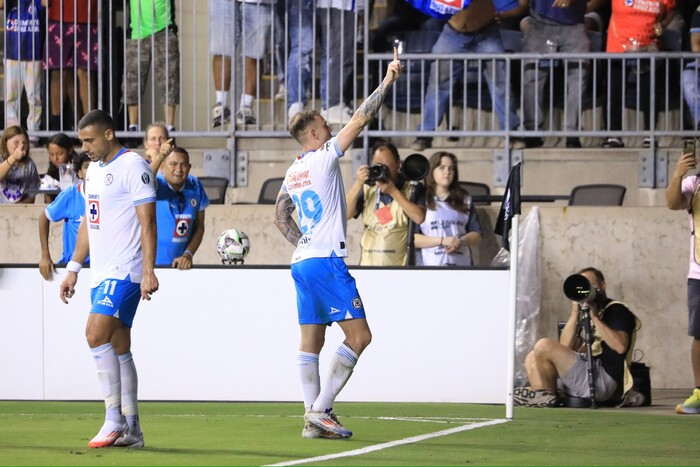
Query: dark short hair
78,109,115,132
170,146,190,162
370,141,400,163
74,151,91,169
46,132,74,153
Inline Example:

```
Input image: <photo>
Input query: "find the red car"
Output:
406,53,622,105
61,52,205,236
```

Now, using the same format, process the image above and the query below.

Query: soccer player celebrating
273,50,402,438
59,110,158,448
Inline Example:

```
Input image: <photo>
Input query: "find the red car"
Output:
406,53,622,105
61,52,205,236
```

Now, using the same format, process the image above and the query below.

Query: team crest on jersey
174,218,191,238
141,172,151,184
352,297,363,309
104,174,113,185
190,198,197,207
88,200,100,228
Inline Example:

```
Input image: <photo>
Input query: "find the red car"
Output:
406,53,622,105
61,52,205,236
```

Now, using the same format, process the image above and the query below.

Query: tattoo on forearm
357,81,390,124
273,193,302,246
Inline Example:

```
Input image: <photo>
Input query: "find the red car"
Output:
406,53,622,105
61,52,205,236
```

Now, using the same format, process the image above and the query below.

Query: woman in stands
0,125,41,204
414,151,482,266
45,132,79,202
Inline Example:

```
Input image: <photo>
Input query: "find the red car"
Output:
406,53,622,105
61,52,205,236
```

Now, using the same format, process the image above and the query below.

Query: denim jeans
418,22,520,132
683,63,700,130
286,0,314,108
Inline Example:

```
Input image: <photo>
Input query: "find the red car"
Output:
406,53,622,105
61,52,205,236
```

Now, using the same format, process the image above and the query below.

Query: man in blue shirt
152,147,209,268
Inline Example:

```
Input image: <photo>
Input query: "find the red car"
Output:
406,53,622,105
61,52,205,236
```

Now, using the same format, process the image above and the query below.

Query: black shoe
566,137,582,148
642,137,658,148
602,137,624,148
524,137,544,148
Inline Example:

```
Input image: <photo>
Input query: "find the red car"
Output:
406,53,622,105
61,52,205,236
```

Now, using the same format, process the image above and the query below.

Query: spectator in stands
521,0,590,149
2,0,45,144
209,0,235,128
682,6,700,131
346,141,426,266
285,0,358,125
150,147,209,269
665,145,700,414
414,151,482,266
38,152,91,281
0,125,40,204
371,0,445,54
601,0,676,149
411,0,525,152
142,122,171,163
515,267,637,407
125,0,180,133
44,132,79,203
44,0,98,131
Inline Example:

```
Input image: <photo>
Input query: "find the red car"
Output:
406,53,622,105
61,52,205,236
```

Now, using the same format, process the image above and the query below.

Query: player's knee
347,330,372,356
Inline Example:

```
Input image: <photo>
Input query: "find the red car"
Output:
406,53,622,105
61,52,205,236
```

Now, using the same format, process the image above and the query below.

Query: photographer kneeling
346,141,426,266
515,267,638,407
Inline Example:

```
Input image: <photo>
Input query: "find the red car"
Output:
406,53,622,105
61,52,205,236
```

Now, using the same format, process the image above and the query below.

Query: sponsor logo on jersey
141,172,151,184
104,174,113,185
88,200,100,229
97,296,114,308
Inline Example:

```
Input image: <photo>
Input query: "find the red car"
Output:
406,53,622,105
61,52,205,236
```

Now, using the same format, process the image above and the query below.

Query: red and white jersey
84,148,156,287
283,137,348,264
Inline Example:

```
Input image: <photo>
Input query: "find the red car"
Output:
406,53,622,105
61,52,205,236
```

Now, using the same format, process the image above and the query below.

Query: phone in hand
683,138,696,156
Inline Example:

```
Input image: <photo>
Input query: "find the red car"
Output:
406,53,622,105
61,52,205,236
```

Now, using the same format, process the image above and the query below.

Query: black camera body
366,163,389,185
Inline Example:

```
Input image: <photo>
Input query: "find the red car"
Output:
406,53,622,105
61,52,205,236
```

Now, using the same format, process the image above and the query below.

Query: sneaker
304,410,352,438
676,388,700,414
523,137,544,149
236,106,256,125
288,102,305,125
622,389,646,407
88,422,126,448
301,423,346,439
642,137,658,148
124,125,140,149
566,137,582,148
212,102,231,128
113,430,145,448
411,137,432,151
510,137,527,150
513,386,559,407
602,137,624,148
274,84,286,101
321,105,353,125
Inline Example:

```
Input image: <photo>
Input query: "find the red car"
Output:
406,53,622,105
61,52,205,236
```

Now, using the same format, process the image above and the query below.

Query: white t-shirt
681,174,700,280
283,137,348,264
84,148,157,287
418,195,481,267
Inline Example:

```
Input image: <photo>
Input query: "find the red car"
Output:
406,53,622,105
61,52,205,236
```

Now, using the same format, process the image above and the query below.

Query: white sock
91,343,123,424
297,351,320,412
118,352,141,435
216,91,227,105
240,93,253,108
312,343,358,413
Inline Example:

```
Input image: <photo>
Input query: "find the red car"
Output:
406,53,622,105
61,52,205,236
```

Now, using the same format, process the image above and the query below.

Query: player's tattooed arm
273,191,302,246
354,82,391,126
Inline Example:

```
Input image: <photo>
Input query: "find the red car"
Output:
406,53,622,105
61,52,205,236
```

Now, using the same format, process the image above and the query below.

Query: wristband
183,250,194,258
66,260,82,273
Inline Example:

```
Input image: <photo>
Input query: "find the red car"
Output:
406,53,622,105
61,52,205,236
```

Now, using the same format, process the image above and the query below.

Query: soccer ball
216,229,250,264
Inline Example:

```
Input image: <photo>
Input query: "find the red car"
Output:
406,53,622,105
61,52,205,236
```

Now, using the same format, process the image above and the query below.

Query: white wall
0,267,510,403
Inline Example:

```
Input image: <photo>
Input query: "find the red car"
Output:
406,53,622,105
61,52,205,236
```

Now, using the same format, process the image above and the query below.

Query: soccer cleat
113,430,145,448
88,422,126,448
304,410,353,438
513,386,559,408
301,423,347,439
676,388,700,414
212,102,231,128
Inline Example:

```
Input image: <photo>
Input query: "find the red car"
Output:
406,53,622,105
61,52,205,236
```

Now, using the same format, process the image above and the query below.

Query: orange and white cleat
88,423,127,448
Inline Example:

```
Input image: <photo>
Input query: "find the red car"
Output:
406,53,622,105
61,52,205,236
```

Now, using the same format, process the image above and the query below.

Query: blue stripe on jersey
337,346,358,365
133,196,157,206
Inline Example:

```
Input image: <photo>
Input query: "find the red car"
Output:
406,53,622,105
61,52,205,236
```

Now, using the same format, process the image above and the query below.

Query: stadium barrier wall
0,266,510,403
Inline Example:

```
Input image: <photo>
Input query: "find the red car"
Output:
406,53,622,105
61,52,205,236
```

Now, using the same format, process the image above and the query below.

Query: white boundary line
265,418,510,467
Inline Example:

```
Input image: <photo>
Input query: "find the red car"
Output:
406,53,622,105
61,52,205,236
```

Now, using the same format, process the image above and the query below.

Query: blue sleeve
45,185,77,222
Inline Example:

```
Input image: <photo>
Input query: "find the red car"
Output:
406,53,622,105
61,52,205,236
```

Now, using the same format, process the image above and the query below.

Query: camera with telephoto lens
366,163,389,186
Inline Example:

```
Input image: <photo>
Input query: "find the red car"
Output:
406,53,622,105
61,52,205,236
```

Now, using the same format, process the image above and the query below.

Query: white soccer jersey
84,149,156,287
283,137,348,264
418,196,480,267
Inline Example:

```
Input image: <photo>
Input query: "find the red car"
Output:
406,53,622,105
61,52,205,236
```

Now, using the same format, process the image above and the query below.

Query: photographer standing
346,141,426,266
515,267,637,407
666,146,700,414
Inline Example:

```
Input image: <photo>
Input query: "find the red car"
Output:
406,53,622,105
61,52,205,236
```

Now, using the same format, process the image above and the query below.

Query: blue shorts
90,277,142,328
291,257,365,326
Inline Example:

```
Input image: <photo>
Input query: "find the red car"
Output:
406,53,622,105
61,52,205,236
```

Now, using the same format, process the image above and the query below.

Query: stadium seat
198,176,229,205
258,177,285,204
568,184,626,206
